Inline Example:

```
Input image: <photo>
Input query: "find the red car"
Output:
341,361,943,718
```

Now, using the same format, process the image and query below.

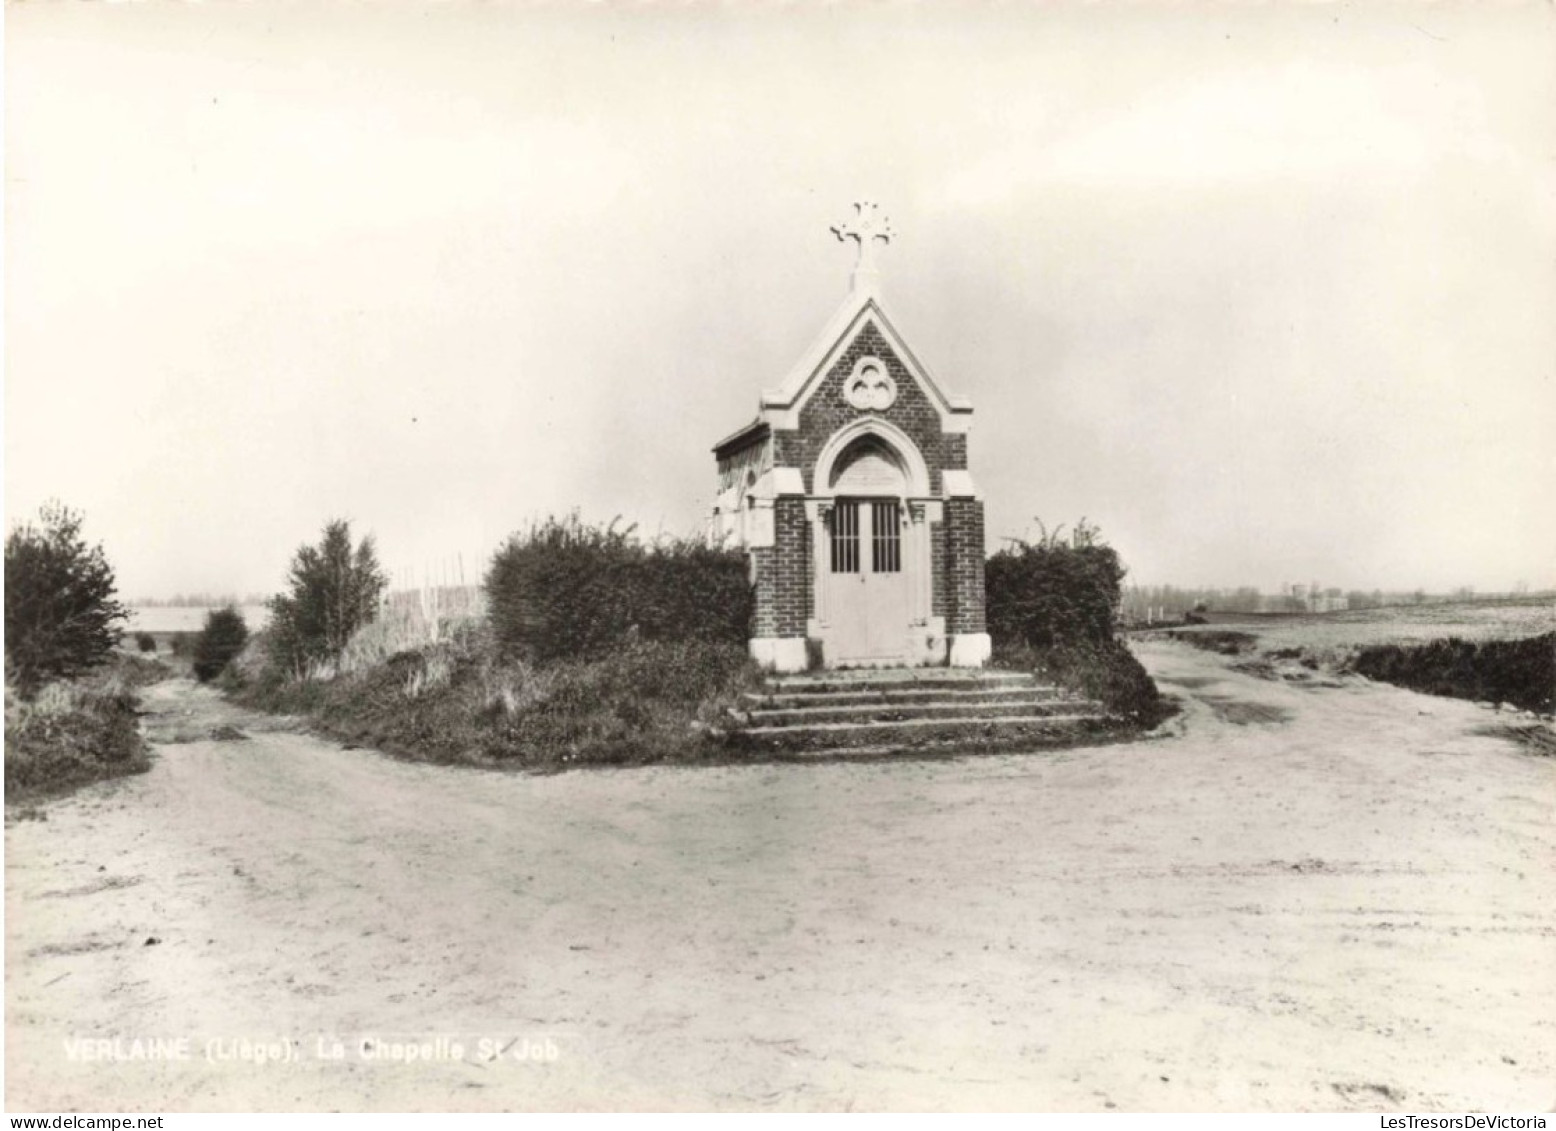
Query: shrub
218,630,278,691
333,597,484,679
986,520,1165,724
4,674,150,798
230,622,758,769
1350,633,1554,714
986,519,1125,650
4,502,129,695
266,519,388,677
485,514,752,664
192,605,250,683
994,638,1166,724
135,632,158,653
490,639,756,766
1166,629,1259,655
112,651,176,688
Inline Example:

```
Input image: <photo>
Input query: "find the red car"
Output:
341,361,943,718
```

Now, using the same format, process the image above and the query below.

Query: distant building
1259,583,1349,614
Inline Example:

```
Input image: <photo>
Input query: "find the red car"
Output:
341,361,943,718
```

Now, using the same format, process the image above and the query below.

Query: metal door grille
871,500,901,573
830,502,860,573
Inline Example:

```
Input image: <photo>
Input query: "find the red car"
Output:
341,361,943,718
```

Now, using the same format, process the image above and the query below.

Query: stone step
723,666,1120,759
742,698,1102,727
761,670,1036,696
744,685,1064,709
761,735,1099,760
728,712,1113,754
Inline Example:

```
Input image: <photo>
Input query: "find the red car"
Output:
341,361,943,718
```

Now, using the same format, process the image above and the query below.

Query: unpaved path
6,643,1553,1111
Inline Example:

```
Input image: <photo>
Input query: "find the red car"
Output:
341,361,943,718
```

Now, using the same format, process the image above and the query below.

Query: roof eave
712,419,771,458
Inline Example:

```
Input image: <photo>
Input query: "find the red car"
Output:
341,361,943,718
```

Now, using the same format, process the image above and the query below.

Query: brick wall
740,314,985,649
748,501,810,639
750,546,778,638
944,498,987,634
943,433,967,470
930,520,948,618
770,498,810,637
773,322,966,494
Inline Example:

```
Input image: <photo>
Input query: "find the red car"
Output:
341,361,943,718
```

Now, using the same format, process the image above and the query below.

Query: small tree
192,605,249,683
266,520,387,677
4,502,129,695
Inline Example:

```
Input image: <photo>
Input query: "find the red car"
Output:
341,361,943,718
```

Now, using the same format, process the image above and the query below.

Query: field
126,605,272,635
1150,598,1555,662
6,619,1554,1111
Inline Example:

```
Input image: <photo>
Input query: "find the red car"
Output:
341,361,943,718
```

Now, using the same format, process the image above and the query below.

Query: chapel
711,203,989,672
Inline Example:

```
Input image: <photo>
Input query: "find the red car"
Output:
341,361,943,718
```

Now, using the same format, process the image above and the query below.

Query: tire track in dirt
7,657,1555,1111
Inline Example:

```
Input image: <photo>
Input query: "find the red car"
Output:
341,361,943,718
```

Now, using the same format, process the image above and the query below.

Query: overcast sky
6,2,1554,600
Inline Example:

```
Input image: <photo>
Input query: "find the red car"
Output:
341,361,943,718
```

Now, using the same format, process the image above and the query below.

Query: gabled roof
757,283,973,429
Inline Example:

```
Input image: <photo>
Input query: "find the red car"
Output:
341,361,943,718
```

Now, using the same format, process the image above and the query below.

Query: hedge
1350,633,1554,714
985,522,1165,723
485,514,753,664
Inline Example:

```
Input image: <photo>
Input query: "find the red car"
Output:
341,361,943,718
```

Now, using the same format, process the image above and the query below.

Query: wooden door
826,498,909,663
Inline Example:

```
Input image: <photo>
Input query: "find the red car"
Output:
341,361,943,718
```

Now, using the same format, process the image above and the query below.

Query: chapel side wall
748,503,809,636
771,498,811,639
750,545,779,639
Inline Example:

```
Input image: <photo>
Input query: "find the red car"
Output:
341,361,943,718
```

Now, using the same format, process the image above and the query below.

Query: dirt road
6,643,1553,1111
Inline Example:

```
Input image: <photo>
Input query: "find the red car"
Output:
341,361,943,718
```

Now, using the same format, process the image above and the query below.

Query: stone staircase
724,667,1115,758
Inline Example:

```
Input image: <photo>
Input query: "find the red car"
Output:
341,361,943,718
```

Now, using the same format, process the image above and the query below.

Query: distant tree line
1119,585,1548,621
129,592,271,607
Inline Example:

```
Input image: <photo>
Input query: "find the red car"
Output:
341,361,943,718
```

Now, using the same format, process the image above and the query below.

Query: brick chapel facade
711,204,989,673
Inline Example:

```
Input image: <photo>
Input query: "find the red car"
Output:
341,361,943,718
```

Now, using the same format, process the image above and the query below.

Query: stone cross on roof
831,201,895,292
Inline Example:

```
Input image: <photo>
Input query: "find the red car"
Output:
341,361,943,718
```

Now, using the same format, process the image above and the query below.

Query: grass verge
228,625,761,770
992,638,1173,727
1145,629,1261,656
5,663,156,802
